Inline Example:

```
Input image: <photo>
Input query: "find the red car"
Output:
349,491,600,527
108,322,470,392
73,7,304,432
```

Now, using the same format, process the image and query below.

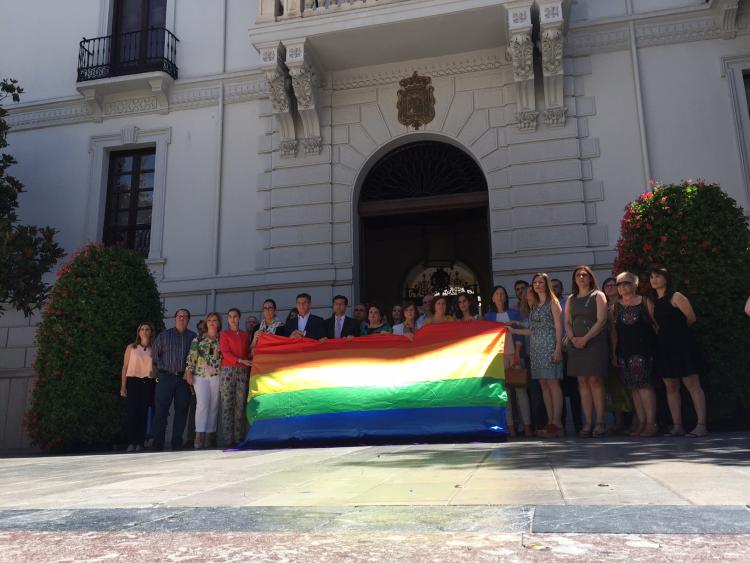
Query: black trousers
126,377,155,446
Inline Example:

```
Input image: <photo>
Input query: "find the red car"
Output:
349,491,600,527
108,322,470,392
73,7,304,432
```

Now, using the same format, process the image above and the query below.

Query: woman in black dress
650,266,707,437
610,272,658,437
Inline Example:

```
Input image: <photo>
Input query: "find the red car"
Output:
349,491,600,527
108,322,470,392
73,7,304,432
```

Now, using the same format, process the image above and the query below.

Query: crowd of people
118,265,712,452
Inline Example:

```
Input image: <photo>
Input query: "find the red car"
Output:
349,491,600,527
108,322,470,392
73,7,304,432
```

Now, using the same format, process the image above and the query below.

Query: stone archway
357,140,492,311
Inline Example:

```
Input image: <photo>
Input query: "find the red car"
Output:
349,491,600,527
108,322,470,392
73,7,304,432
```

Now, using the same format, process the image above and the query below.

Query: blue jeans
152,371,191,449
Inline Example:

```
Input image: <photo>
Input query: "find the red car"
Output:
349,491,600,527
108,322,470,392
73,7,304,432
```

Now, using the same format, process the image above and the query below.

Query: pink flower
680,248,687,256
659,235,669,243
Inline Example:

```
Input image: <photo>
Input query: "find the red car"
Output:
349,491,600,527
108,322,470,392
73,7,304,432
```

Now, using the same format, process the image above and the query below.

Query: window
112,0,168,70
103,148,155,257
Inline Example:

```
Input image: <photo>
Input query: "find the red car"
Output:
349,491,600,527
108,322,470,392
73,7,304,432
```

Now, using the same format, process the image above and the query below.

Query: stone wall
0,309,37,450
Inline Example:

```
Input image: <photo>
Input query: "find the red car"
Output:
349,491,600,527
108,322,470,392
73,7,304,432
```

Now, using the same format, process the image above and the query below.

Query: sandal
539,424,563,439
629,422,646,437
578,426,592,438
639,423,659,438
664,426,686,437
686,423,708,438
592,424,606,438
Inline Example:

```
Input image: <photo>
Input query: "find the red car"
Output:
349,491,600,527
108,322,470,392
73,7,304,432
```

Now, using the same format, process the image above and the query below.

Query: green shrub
614,180,750,430
26,243,164,451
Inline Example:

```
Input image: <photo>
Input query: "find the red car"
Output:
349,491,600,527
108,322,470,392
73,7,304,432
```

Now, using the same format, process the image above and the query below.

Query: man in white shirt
280,293,325,339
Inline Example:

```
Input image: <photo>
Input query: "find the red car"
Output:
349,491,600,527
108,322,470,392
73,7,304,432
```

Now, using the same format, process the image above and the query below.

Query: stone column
284,38,323,156
538,0,566,127
505,1,537,132
258,41,298,158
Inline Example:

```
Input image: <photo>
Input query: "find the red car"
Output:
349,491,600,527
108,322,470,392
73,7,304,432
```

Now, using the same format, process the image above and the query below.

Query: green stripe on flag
247,376,507,424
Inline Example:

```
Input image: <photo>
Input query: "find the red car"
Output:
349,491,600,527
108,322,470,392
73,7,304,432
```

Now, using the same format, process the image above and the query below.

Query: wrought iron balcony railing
77,28,179,82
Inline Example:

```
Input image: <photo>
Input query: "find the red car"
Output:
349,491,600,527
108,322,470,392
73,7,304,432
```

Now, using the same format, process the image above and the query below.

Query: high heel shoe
592,423,606,438
639,423,659,437
578,426,592,438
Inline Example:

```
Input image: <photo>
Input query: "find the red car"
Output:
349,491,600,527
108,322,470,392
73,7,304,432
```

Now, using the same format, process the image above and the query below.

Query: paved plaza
0,433,749,560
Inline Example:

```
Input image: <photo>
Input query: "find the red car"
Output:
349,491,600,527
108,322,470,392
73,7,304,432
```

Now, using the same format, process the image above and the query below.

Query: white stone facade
1,0,750,446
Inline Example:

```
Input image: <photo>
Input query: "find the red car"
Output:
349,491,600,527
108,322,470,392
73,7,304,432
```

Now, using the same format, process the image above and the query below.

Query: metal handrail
77,27,179,82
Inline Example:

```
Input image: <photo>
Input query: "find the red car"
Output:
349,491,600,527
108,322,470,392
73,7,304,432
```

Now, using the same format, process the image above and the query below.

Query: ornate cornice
331,51,506,90
5,72,266,132
568,6,750,56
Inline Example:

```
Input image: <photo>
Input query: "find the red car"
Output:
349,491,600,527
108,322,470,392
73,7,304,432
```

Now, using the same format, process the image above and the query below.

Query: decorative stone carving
258,41,297,158
538,0,566,128
544,107,567,127
280,139,298,158
266,68,292,113
120,125,140,144
284,38,323,156
517,110,539,131
396,71,436,130
289,64,315,109
148,77,171,114
302,136,323,155
541,28,563,75
79,87,103,121
505,1,536,131
507,33,534,82
720,0,739,39
104,96,158,116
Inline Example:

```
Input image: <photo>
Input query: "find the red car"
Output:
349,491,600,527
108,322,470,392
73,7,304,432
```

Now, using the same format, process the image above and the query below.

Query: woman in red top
219,308,251,447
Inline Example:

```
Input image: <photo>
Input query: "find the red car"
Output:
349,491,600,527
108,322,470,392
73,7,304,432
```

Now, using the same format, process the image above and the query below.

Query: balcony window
103,148,156,258
77,0,177,82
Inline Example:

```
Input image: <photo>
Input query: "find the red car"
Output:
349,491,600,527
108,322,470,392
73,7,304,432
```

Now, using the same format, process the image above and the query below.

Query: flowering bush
26,244,164,451
614,180,750,429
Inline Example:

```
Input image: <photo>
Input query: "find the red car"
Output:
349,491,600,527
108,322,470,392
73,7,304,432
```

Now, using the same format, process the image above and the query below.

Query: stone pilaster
505,1,537,132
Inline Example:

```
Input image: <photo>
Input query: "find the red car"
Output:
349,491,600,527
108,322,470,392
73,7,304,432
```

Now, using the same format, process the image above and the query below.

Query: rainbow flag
243,321,508,446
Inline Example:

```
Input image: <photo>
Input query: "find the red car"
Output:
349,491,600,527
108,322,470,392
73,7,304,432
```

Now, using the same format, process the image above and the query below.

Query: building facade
1,0,749,445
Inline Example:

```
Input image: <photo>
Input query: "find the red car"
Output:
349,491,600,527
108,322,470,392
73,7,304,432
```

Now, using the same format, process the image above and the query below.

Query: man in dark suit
279,293,326,340
323,295,360,339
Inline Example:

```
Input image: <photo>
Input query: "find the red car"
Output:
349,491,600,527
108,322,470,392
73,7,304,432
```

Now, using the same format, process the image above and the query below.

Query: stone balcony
251,0,522,72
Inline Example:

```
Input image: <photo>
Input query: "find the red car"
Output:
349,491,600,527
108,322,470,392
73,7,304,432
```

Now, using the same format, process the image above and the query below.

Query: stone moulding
5,73,267,132
567,4,750,57
331,52,506,90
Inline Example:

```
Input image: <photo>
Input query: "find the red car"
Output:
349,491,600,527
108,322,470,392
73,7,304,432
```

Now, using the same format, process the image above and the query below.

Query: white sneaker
135,444,143,452
126,444,135,453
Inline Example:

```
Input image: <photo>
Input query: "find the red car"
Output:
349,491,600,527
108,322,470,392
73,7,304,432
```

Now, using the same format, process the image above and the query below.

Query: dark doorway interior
358,141,492,314
360,207,492,313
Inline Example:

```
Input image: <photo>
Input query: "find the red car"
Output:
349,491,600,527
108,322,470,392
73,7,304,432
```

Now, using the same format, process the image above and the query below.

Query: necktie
336,317,343,339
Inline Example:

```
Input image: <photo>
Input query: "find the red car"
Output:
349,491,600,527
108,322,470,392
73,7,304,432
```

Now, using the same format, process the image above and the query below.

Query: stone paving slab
1,434,748,510
1,531,749,562
1,505,748,535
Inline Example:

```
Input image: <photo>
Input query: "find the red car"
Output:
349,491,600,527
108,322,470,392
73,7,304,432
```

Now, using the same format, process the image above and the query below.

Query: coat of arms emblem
397,72,435,130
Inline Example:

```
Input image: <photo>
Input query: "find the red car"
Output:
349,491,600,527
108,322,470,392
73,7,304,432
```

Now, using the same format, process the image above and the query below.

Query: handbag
505,365,530,387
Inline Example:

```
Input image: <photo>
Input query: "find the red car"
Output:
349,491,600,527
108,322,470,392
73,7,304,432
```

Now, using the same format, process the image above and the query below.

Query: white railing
257,0,407,22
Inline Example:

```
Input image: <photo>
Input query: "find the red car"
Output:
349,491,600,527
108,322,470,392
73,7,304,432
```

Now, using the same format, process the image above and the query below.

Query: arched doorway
358,140,492,314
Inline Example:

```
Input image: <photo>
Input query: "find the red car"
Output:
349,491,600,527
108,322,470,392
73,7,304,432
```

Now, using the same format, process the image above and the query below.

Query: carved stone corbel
505,1,537,131
285,38,322,156
259,41,297,158
720,0,739,39
538,0,566,127
148,77,170,115
79,87,103,122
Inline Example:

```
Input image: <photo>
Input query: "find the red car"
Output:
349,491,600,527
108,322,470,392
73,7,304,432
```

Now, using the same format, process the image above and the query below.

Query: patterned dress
614,300,656,389
528,300,563,380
